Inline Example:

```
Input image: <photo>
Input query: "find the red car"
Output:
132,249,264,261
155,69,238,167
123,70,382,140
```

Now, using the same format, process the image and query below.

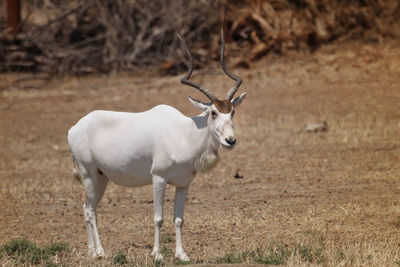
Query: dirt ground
1,39,400,266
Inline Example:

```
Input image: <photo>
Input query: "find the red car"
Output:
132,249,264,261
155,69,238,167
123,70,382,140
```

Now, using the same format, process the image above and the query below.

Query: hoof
89,249,105,259
176,252,190,262
96,251,106,259
151,250,164,261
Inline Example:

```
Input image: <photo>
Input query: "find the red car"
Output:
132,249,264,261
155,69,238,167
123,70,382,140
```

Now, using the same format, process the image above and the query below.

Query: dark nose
225,137,236,145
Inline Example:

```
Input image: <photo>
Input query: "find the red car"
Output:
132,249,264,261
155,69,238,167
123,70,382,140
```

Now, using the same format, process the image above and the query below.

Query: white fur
195,149,219,173
68,95,245,261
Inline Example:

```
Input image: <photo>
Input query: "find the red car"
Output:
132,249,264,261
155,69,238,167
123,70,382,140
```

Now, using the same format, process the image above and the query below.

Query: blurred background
1,0,399,75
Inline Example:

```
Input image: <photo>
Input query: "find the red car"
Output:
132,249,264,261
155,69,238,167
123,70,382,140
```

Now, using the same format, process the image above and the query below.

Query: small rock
304,121,328,133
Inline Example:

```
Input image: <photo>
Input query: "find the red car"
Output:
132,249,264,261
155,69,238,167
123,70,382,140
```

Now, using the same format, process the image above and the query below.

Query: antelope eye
211,111,217,119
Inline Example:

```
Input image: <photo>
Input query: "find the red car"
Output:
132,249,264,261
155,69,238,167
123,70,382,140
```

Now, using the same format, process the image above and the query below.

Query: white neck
189,113,220,172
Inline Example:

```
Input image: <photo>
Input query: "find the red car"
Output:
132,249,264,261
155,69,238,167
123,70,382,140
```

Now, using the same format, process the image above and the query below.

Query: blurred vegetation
0,0,399,75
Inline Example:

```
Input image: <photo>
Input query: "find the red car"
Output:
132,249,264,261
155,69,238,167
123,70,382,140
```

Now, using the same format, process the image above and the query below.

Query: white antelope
68,30,246,261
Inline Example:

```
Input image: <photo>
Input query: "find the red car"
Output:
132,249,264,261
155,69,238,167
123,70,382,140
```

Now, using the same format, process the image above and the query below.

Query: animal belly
109,172,152,187
99,158,153,187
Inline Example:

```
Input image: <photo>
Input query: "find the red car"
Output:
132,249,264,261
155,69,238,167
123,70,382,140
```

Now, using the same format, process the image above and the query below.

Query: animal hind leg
81,166,109,257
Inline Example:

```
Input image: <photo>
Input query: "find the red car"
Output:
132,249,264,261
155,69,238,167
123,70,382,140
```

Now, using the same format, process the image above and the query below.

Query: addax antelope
67,30,247,261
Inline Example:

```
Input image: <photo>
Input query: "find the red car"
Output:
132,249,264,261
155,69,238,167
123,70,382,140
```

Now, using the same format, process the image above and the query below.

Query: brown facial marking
213,99,232,114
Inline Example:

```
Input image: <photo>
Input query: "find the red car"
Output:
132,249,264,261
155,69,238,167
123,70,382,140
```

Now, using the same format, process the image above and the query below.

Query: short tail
71,154,82,184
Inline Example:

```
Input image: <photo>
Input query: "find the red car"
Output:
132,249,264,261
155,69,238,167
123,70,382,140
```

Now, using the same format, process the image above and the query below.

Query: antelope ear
231,92,247,108
188,96,210,112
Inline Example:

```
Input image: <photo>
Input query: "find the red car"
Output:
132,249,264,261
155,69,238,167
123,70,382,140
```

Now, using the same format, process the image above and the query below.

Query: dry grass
1,39,400,266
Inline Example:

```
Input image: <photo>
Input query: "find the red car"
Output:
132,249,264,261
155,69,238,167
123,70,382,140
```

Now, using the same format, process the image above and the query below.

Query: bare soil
1,39,400,266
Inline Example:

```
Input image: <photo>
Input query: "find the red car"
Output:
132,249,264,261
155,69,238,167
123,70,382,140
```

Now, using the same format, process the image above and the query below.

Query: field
1,39,400,266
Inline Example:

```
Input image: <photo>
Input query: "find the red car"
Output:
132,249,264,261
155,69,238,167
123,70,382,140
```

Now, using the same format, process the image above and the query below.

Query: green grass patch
0,238,68,266
172,259,192,265
295,244,325,264
113,250,128,265
215,246,290,265
214,243,326,265
215,251,246,264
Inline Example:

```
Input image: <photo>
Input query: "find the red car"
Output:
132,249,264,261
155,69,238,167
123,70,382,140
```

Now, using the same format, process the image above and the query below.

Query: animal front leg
151,175,166,261
174,186,190,261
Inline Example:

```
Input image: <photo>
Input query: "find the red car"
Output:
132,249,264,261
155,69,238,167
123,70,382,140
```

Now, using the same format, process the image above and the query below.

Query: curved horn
220,28,242,100
177,33,216,102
